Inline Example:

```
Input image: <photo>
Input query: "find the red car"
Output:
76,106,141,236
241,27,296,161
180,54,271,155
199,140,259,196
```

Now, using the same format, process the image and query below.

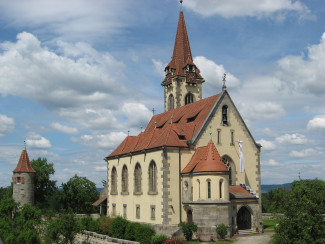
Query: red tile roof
107,94,220,158
229,186,256,199
162,11,202,85
92,196,107,206
182,140,228,173
13,150,36,173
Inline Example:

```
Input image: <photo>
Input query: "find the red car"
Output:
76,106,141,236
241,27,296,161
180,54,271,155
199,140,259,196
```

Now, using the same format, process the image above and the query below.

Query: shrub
110,216,129,239
78,216,99,232
134,223,156,244
98,216,112,235
178,222,198,241
125,222,141,241
163,238,186,244
151,234,168,244
216,224,228,240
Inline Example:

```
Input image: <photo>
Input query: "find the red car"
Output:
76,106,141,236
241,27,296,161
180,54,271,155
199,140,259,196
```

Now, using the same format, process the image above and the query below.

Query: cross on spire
24,140,26,150
152,107,156,115
222,73,227,91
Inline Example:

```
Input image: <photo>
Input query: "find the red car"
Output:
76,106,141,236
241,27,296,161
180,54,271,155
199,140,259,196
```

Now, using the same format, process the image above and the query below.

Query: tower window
219,180,223,199
185,93,194,105
168,94,174,110
207,180,211,199
222,105,228,125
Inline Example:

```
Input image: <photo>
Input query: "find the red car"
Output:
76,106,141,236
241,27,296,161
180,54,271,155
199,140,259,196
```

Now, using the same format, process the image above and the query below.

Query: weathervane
152,107,156,116
222,73,227,91
24,140,26,150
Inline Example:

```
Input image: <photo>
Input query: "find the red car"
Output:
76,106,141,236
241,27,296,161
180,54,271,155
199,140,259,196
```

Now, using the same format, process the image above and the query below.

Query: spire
162,8,203,86
13,149,36,173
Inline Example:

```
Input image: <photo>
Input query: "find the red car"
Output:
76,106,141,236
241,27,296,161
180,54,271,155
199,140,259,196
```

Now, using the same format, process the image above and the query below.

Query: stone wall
74,231,139,244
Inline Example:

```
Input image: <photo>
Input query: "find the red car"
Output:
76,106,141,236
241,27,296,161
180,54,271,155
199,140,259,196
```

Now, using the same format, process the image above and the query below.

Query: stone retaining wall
74,231,139,244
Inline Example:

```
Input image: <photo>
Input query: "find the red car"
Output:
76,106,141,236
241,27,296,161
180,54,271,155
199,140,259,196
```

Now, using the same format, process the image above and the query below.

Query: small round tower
12,148,35,206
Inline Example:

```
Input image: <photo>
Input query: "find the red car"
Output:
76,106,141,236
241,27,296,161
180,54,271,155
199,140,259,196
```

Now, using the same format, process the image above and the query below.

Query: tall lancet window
185,93,194,105
168,94,174,110
149,161,157,193
122,165,128,193
111,167,117,194
134,163,142,193
222,105,228,125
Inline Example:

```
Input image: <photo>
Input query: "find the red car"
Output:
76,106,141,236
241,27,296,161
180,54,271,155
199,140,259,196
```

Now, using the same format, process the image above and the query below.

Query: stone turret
12,149,35,206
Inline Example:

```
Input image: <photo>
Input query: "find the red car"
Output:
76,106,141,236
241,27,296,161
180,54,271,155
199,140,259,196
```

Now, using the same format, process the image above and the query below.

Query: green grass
263,219,278,231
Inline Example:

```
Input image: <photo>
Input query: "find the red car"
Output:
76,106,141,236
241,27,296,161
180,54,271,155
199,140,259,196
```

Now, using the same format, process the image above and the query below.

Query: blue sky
0,0,324,187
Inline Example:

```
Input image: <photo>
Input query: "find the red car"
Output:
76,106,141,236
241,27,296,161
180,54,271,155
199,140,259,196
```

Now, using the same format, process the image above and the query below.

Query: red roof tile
107,94,220,158
13,150,36,173
92,196,107,206
162,11,202,85
182,140,228,173
229,186,256,199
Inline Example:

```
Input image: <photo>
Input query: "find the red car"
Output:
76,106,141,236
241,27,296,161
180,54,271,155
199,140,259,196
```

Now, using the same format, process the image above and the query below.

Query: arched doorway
237,206,251,229
187,210,193,222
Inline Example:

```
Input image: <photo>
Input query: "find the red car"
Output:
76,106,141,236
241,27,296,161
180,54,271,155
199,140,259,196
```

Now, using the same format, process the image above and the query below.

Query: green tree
61,174,99,214
262,187,288,213
274,179,325,244
0,198,41,244
178,221,198,241
31,157,57,209
45,212,80,244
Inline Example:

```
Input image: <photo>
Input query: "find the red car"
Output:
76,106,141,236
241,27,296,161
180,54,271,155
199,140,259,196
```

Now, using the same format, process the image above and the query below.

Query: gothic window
207,180,211,199
151,205,156,220
219,180,223,199
222,156,236,185
123,204,127,218
122,165,128,193
217,129,221,145
168,94,174,110
149,161,157,193
231,130,234,145
185,93,194,105
134,163,142,193
197,179,201,199
112,204,116,216
111,167,117,194
222,105,228,125
136,205,140,219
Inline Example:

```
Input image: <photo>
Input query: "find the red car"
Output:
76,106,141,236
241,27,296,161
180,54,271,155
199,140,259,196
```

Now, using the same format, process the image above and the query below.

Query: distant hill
261,183,291,193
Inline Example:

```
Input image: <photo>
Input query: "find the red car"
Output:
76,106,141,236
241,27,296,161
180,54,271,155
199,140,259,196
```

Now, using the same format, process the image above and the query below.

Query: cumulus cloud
262,159,281,166
0,114,15,137
257,139,276,150
307,116,325,132
94,166,106,172
184,0,311,19
194,56,240,93
26,132,52,149
51,122,78,135
289,148,323,158
239,102,285,123
73,131,127,150
276,133,308,144
0,32,126,110
277,33,325,96
152,59,165,78
121,103,152,129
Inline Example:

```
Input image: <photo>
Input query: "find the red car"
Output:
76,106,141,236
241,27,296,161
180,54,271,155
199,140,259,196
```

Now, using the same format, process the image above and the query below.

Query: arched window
168,94,174,110
207,179,211,199
149,161,157,193
222,156,236,185
185,93,194,105
111,167,117,194
134,163,142,193
122,165,128,193
222,105,228,125
219,180,223,199
197,179,201,199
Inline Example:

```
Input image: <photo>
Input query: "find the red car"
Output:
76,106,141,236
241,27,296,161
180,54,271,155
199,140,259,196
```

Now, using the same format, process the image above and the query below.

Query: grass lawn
263,219,278,233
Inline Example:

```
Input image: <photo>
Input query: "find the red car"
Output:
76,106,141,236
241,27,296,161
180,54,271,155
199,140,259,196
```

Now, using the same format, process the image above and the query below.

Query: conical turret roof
13,149,36,173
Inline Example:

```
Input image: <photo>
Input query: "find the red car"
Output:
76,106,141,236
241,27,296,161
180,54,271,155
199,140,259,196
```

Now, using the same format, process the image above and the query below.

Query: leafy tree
216,223,228,240
274,179,325,244
110,216,129,239
178,221,198,241
98,216,112,235
0,198,41,244
61,174,99,214
262,187,288,213
45,212,80,244
31,157,57,209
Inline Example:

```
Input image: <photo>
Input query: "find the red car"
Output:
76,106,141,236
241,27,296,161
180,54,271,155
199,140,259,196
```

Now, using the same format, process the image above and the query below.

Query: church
103,4,262,239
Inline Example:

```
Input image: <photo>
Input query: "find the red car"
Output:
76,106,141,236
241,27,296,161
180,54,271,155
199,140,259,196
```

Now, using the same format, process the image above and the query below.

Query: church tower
161,8,205,112
12,148,36,206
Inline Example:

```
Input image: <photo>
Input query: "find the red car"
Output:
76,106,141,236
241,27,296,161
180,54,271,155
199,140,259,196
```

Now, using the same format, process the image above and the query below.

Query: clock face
186,72,196,83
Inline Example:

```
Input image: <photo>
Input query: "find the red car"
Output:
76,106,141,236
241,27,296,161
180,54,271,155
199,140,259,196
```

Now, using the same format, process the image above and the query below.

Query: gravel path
233,233,272,244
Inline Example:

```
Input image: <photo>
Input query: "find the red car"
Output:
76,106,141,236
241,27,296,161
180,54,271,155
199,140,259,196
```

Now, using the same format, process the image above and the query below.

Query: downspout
179,147,182,223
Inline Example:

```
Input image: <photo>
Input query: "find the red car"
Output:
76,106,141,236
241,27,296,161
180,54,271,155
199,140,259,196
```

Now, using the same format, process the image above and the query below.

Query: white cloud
121,103,152,129
239,102,285,122
257,139,276,150
0,32,126,110
276,133,308,144
51,122,78,135
94,166,106,172
26,132,52,149
184,0,311,19
277,33,325,96
289,148,323,158
0,114,15,137
73,131,127,150
194,56,240,94
152,59,165,78
262,159,281,166
307,116,325,132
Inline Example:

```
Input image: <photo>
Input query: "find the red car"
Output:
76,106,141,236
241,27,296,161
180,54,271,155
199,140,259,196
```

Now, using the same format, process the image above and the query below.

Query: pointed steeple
13,149,36,173
162,10,203,86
